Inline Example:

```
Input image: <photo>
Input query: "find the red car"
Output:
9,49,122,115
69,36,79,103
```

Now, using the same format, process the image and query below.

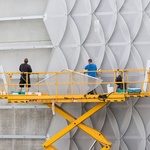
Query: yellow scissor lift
0,69,149,150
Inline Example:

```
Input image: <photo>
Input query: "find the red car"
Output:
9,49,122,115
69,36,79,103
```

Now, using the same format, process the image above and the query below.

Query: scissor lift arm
43,102,112,150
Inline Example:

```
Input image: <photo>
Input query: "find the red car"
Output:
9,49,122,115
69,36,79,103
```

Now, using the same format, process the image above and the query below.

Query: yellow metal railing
0,69,149,96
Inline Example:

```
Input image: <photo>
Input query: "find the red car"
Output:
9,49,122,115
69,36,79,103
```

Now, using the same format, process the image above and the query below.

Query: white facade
0,0,150,150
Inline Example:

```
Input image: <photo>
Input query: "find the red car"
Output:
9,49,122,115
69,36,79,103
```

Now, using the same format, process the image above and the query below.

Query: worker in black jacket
19,58,32,92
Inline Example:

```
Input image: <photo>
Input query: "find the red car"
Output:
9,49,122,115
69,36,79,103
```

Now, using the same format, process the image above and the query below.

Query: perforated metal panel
44,0,150,150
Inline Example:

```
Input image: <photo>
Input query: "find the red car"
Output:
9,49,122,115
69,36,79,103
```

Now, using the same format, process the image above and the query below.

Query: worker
116,74,123,89
115,70,126,91
85,59,97,77
85,59,97,94
19,58,32,92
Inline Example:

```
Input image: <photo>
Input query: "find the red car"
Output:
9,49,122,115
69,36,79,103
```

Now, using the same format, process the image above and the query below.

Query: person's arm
95,65,97,70
84,65,88,74
28,65,32,72
95,65,98,77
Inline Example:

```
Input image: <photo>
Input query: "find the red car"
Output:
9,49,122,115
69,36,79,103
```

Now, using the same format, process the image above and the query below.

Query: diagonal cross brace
42,102,112,150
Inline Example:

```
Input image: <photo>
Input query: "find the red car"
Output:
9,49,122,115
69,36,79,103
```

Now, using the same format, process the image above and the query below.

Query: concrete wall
0,1,53,150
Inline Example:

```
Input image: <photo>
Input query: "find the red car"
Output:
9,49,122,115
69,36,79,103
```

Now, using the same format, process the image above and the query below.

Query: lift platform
0,69,149,150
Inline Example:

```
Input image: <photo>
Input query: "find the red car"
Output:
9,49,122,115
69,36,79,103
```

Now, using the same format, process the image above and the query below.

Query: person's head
88,59,92,64
24,58,28,64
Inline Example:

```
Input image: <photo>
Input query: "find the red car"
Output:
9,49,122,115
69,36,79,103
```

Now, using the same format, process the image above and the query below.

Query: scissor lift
0,69,149,150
